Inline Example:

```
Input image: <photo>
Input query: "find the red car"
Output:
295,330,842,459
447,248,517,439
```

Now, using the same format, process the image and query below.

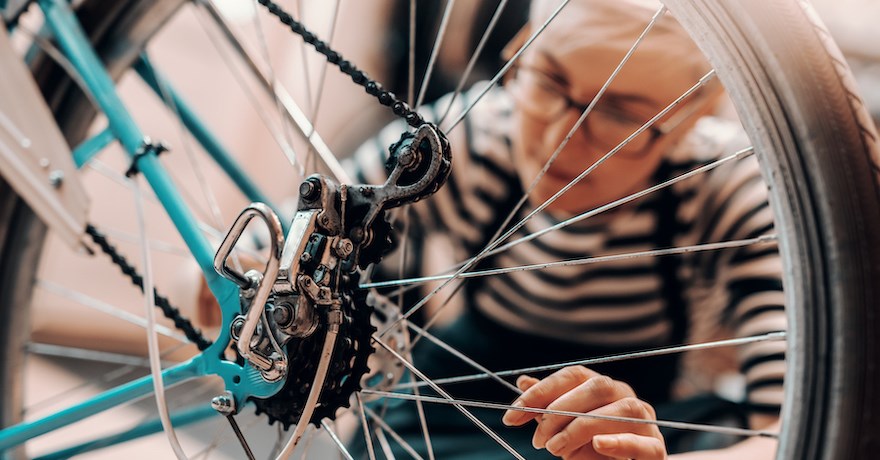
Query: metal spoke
364,406,425,460
198,0,351,184
296,425,316,460
407,0,416,106
250,0,306,178
321,419,356,460
414,0,456,110
224,414,256,460
99,227,190,258
366,234,777,290
26,343,176,368
361,390,779,439
446,0,570,131
194,1,303,177
373,336,526,459
394,331,786,390
190,414,264,460
436,0,510,126
356,394,379,460
374,427,398,460
24,342,188,415
87,159,219,226
405,321,521,395
131,178,188,459
143,52,241,271
479,146,753,261
400,318,436,460
378,70,719,336
454,4,667,267
367,146,755,294
302,0,341,173
36,280,189,342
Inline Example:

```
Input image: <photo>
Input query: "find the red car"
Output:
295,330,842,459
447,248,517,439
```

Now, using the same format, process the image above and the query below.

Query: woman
348,0,784,458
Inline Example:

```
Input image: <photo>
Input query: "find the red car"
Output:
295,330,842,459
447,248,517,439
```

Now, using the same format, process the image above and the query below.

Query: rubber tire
2,0,879,458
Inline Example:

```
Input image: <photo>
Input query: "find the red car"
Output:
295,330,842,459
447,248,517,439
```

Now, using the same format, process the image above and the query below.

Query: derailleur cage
213,123,450,384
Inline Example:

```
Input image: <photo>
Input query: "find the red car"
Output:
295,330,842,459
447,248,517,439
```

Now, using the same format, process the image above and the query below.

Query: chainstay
85,224,212,351
255,0,427,129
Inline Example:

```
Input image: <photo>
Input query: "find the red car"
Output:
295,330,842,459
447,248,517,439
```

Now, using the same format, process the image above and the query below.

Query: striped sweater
347,84,785,413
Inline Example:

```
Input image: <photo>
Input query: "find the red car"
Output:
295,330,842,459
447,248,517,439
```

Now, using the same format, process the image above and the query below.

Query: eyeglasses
506,65,697,156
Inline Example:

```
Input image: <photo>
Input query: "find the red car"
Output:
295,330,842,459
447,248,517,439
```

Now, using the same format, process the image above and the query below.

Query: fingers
502,366,599,427
592,433,667,460
532,374,637,448
542,397,662,458
516,375,540,391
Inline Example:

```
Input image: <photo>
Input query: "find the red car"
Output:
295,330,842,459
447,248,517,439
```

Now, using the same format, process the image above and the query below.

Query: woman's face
507,1,710,217
510,50,676,217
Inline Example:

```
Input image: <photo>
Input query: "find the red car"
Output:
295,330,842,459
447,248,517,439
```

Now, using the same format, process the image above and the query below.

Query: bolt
350,227,365,244
48,170,63,189
39,158,50,169
319,214,332,228
335,239,354,258
398,151,416,168
273,303,292,326
299,252,312,264
211,393,235,415
231,318,245,340
299,180,320,201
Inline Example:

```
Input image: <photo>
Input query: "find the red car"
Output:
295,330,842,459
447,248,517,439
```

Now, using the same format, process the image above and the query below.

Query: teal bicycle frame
0,0,290,455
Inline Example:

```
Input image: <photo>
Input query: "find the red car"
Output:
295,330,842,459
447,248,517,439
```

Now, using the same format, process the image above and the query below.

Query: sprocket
251,273,375,429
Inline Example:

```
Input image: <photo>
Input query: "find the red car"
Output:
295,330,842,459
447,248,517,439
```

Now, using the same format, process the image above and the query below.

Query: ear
502,24,532,62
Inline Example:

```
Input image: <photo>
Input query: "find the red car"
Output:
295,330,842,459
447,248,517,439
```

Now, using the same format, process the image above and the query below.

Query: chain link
85,224,212,351
255,0,427,129
81,0,423,374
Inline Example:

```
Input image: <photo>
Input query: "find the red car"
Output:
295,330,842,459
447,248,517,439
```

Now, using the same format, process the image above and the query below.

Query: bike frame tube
72,125,115,168
33,404,219,460
0,359,202,451
0,0,285,452
133,53,285,225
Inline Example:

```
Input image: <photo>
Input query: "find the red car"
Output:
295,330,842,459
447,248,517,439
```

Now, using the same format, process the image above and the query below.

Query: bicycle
1,0,879,458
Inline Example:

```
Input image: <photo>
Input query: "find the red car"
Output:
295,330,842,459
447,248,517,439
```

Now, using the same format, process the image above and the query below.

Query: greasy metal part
347,124,450,232
275,209,319,294
272,295,318,339
0,21,89,250
213,203,286,378
276,299,343,457
210,391,235,415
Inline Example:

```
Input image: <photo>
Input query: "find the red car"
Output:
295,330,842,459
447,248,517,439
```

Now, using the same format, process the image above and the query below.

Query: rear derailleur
212,124,450,428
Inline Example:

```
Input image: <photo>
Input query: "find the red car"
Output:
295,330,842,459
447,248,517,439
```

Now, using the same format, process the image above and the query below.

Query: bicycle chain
255,0,427,129
81,0,428,425
85,224,212,351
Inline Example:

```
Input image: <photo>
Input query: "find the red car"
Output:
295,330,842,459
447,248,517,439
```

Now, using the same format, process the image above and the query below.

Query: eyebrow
535,50,661,115
536,51,570,87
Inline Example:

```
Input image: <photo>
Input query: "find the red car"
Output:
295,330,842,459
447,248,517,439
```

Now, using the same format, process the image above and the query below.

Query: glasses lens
509,69,568,120
583,106,652,155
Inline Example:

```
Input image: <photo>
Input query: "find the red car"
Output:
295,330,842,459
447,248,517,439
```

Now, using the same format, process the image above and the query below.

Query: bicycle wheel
2,0,879,459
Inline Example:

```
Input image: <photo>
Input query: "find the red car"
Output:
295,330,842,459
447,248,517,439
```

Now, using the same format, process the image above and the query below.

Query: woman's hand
501,366,667,459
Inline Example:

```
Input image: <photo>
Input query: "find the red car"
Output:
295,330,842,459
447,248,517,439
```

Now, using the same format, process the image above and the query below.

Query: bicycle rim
2,0,879,459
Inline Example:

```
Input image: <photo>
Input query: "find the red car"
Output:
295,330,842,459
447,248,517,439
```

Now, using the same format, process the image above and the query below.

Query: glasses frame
507,65,711,157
